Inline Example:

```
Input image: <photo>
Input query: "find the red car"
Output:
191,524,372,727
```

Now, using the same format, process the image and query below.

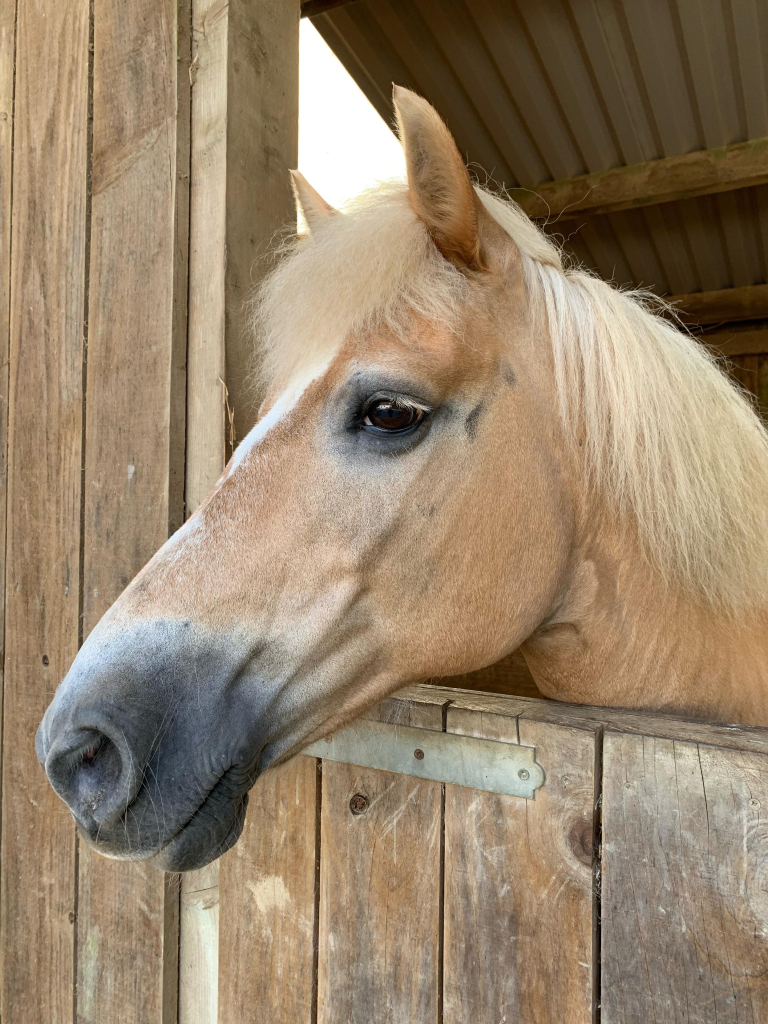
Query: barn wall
0,1,299,1020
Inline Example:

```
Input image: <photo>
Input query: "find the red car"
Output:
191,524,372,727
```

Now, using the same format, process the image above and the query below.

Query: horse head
37,87,768,870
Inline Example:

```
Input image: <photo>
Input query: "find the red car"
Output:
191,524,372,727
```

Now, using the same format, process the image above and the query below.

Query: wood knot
568,817,593,867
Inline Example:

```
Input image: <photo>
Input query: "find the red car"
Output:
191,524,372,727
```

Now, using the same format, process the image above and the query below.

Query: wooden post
180,2,300,1022
74,0,191,1021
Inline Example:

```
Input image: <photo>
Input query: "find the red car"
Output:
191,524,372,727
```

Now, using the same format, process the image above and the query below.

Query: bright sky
299,20,406,210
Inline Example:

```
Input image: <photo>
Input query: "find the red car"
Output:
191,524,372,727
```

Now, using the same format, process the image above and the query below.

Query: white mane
253,181,768,612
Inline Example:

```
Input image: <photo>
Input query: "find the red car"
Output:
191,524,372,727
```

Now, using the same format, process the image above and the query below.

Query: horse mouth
151,767,251,872
76,763,252,872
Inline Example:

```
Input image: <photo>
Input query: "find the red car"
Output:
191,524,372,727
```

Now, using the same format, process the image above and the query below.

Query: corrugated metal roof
311,0,768,295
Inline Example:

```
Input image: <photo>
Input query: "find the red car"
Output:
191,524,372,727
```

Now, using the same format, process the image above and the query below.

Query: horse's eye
362,399,424,433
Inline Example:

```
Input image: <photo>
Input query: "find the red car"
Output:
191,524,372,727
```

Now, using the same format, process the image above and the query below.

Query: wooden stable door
214,684,768,1024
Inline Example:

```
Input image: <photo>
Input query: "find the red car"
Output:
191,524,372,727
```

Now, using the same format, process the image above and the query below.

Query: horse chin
153,790,249,873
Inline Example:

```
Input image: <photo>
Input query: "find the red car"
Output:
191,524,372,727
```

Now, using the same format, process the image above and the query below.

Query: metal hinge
303,720,545,799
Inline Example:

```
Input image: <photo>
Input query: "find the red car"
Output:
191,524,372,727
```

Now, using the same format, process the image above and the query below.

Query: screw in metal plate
349,793,369,815
518,768,530,781
413,748,425,760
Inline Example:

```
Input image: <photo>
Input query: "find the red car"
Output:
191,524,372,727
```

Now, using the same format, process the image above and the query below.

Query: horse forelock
249,178,768,613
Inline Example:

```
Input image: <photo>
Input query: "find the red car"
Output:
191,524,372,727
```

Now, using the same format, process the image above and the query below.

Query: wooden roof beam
301,0,359,17
512,137,768,222
666,283,768,326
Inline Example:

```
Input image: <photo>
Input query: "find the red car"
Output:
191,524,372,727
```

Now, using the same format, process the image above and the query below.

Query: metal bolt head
518,768,530,781
413,748,425,761
349,793,369,815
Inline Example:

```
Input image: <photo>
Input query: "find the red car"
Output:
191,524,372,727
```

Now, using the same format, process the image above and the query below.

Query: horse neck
520,508,768,726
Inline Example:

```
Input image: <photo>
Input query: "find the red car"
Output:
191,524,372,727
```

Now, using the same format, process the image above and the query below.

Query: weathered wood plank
601,732,768,1023
701,326,768,358
443,708,596,1024
223,0,300,441
1,0,89,1018
667,283,768,326
388,685,768,756
758,354,768,415
513,136,768,221
178,2,230,1011
218,756,318,1024
183,3,299,1017
179,863,219,1024
0,0,14,937
318,701,442,1024
76,0,189,1019
186,0,228,507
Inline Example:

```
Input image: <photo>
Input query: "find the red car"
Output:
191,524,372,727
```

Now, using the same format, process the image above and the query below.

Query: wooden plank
0,0,14,957
224,0,300,442
179,863,219,1024
667,283,768,326
758,354,768,416
601,732,768,1023
510,136,768,222
178,1,226,1011
700,326,768,358
75,0,189,1019
443,708,596,1024
1,0,89,1019
186,0,227,510
386,685,768,756
318,701,442,1024
178,1,230,1012
302,0,359,17
218,756,318,1024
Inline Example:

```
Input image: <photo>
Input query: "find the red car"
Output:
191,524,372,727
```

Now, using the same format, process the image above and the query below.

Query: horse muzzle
36,617,271,871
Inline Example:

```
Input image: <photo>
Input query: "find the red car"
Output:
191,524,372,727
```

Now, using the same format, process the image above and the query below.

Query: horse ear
290,170,337,235
393,85,482,270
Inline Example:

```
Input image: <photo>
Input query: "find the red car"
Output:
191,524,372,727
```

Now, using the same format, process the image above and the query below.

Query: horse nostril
80,742,102,765
44,727,137,830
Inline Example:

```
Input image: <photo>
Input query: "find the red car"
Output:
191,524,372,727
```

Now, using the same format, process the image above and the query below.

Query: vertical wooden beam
0,0,14,834
317,703,443,1024
601,733,768,1022
1,0,89,1019
218,757,318,1024
443,710,596,1024
75,0,190,1020
224,0,300,443
180,3,299,1020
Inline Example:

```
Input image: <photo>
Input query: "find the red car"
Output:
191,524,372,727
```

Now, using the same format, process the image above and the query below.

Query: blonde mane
253,181,768,613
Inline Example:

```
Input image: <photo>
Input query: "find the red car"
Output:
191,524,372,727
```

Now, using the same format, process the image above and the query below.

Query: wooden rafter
666,283,768,326
698,325,768,358
301,0,358,17
511,137,768,222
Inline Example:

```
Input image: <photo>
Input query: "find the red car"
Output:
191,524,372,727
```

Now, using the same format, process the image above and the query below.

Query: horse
37,87,768,872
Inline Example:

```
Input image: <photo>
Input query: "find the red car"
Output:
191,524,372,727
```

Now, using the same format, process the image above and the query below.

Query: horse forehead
350,318,499,385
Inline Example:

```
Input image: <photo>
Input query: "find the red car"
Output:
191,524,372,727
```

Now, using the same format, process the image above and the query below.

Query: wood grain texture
318,701,442,1024
180,3,230,1005
443,708,596,1024
76,0,189,1019
668,283,768,325
701,326,768,358
186,0,228,508
395,684,768,756
179,863,219,1024
223,0,300,439
512,136,768,221
601,732,768,1023
218,755,318,1024
0,0,14,961
1,0,89,1018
